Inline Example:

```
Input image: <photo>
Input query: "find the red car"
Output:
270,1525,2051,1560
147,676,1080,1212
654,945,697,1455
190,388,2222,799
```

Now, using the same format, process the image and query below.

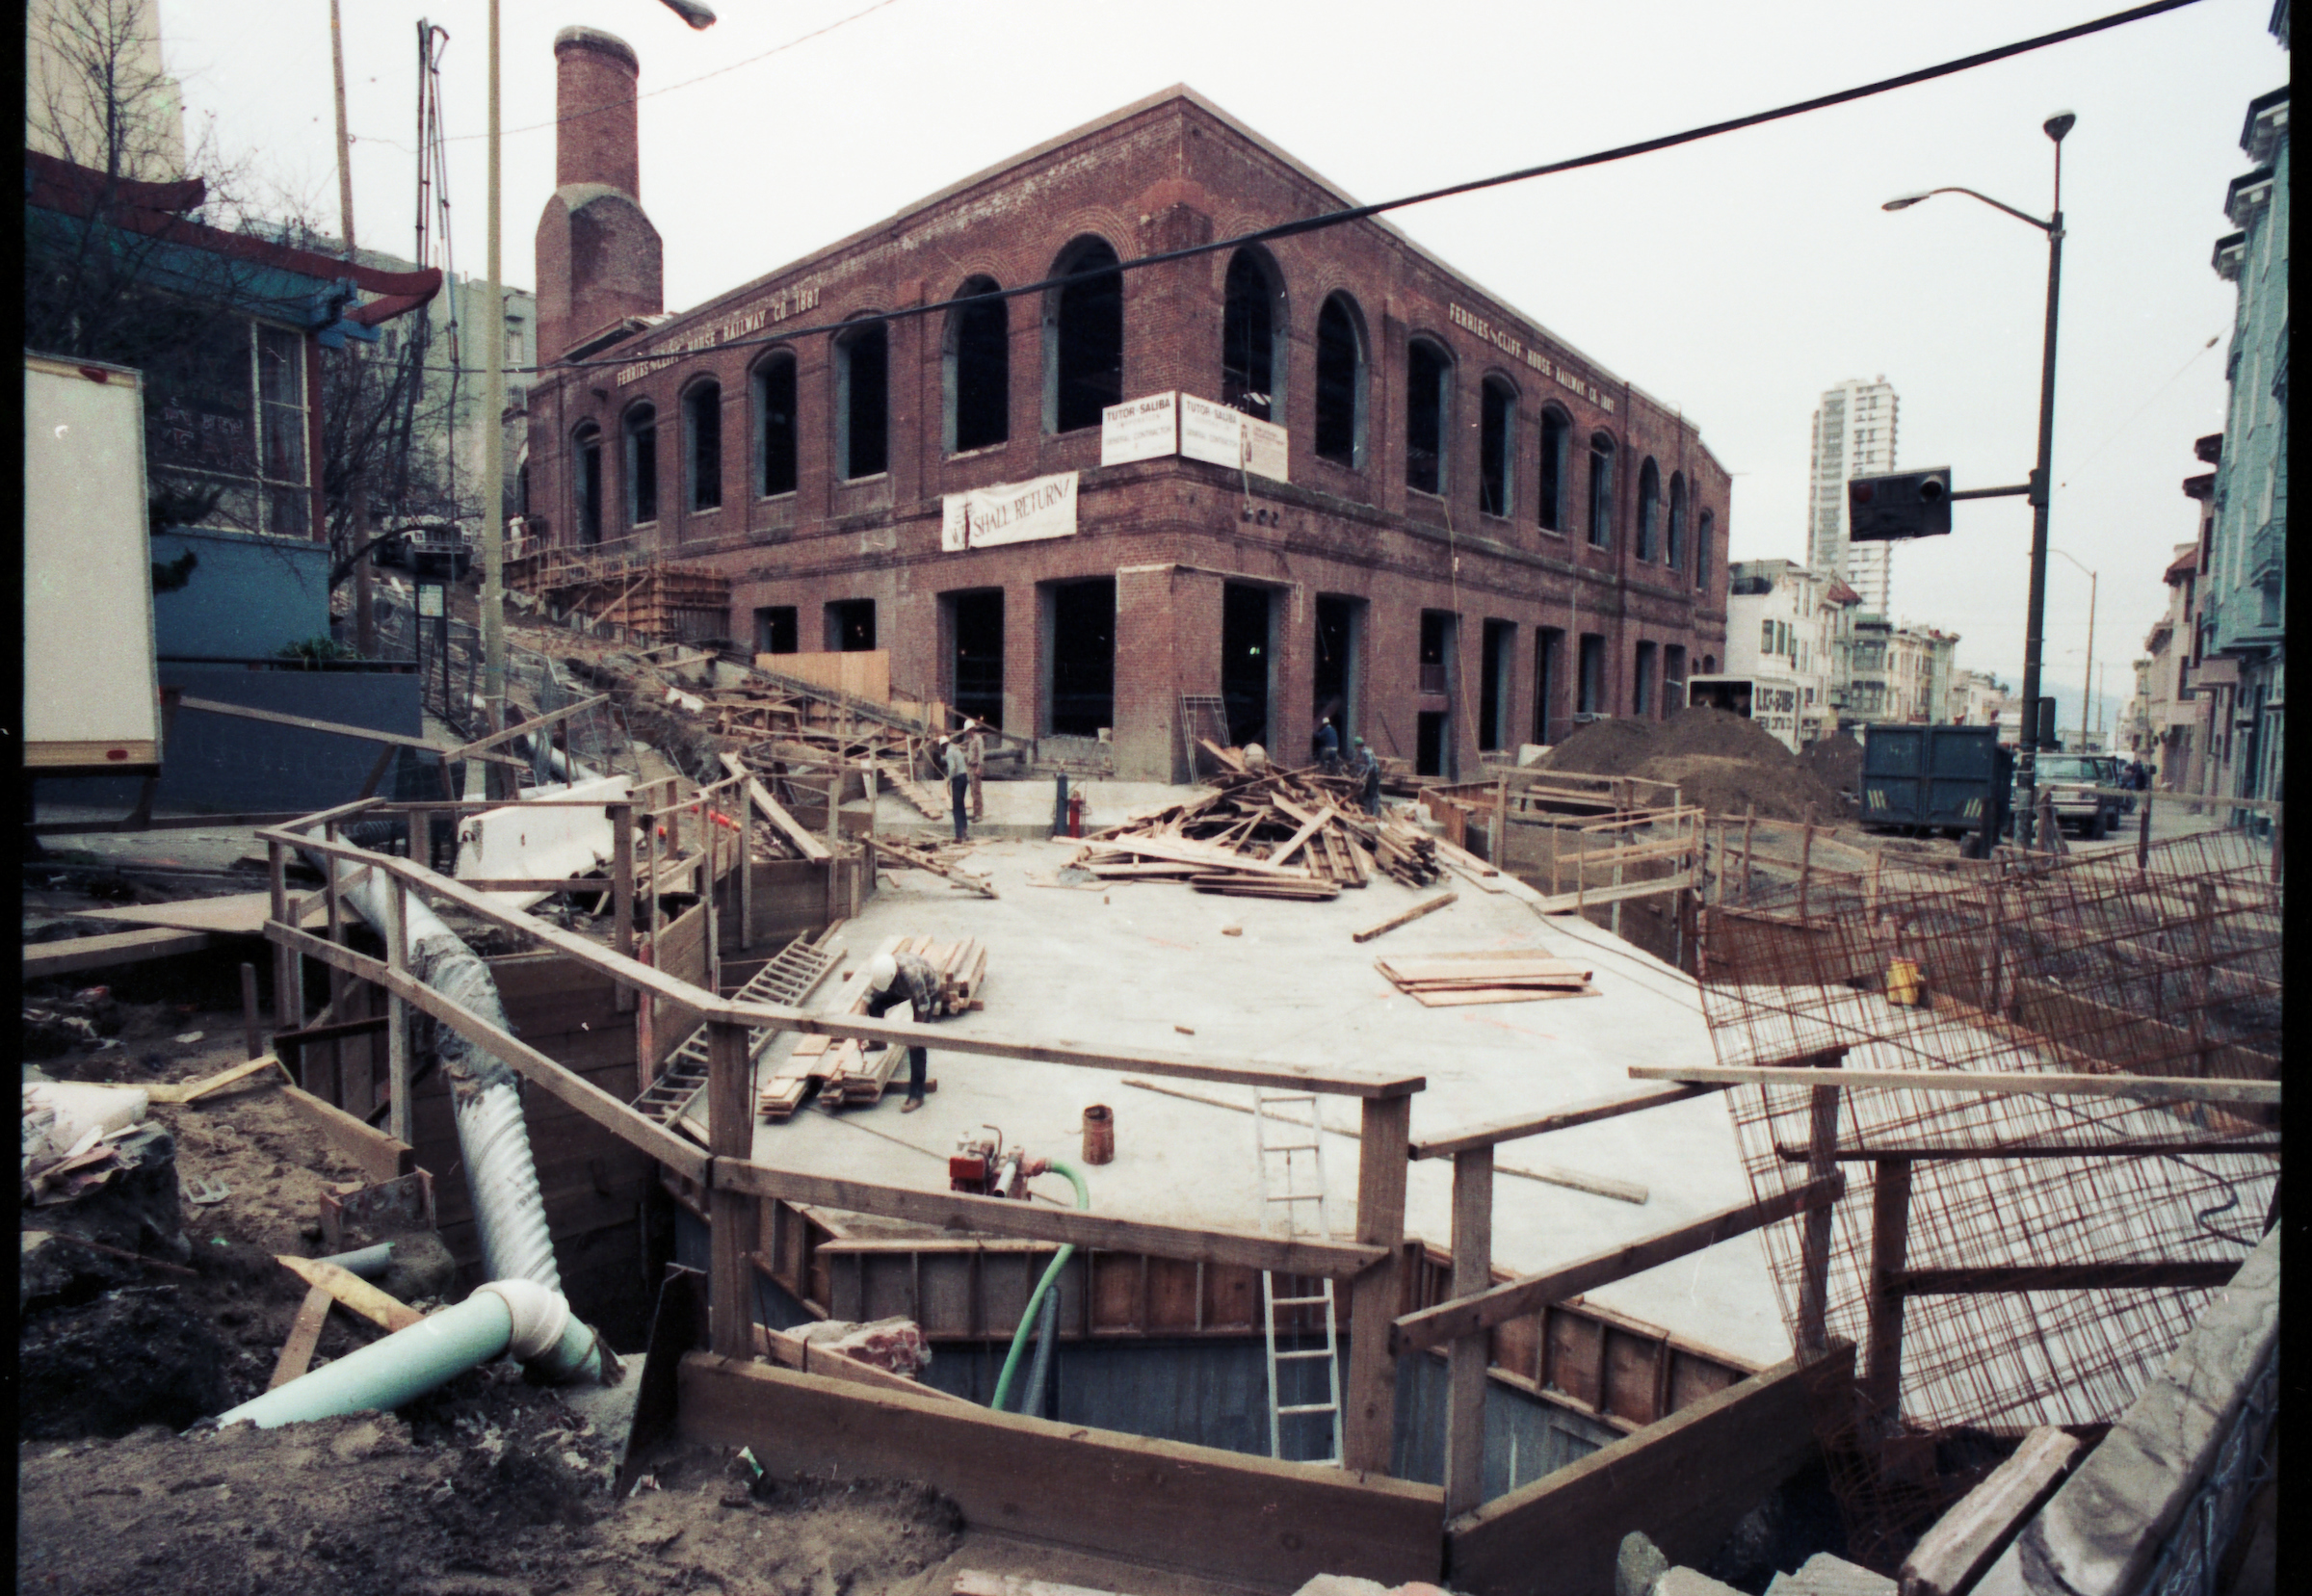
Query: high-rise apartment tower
1807,377,1899,615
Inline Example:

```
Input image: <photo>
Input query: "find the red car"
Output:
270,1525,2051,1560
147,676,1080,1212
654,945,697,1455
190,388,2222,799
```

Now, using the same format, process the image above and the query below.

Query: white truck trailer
23,352,163,772
1685,673,1803,753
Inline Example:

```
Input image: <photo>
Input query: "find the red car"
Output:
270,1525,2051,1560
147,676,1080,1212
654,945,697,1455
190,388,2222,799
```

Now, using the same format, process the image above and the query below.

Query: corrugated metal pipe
297,831,560,1292
215,1279,617,1428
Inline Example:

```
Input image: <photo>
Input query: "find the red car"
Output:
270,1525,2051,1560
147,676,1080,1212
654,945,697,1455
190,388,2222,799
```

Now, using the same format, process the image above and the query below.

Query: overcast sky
164,0,2284,732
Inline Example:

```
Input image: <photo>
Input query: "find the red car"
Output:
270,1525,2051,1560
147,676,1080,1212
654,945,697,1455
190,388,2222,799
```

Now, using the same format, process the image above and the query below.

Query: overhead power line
536,0,2207,375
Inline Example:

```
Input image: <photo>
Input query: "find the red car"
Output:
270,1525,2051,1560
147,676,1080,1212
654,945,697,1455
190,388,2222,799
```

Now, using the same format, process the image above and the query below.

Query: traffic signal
1848,468,1953,541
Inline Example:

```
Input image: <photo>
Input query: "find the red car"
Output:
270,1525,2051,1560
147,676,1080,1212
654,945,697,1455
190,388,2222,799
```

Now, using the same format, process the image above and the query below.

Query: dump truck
23,351,163,772
1859,723,2012,848
1686,673,1802,753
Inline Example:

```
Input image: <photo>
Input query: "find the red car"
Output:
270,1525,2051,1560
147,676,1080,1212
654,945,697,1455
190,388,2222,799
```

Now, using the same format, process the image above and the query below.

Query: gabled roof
1824,579,1865,607
25,150,440,328
2165,546,2200,582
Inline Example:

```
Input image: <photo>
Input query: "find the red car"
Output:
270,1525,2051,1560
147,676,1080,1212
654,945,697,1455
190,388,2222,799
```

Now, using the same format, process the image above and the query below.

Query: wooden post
1863,1157,1912,1432
407,806,427,872
1609,854,1623,939
1343,1094,1411,1476
268,839,303,1048
240,963,263,1060
1489,775,1506,868
826,768,843,926
737,796,754,953
701,796,721,999
1796,1053,1845,1356
2138,791,2153,871
612,800,636,1006
706,1015,757,1358
1741,808,1756,905
385,876,414,1147
1797,823,1814,924
322,822,347,1104
1443,1145,1495,1517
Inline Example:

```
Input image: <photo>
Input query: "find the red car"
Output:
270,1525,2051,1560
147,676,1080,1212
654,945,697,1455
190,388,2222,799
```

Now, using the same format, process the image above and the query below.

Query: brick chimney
535,27,662,364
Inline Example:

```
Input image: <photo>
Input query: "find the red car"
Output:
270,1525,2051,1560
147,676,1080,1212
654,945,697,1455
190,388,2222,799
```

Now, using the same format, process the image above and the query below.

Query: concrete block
1763,1553,1895,1596
1617,1531,1671,1596
1660,1570,1752,1596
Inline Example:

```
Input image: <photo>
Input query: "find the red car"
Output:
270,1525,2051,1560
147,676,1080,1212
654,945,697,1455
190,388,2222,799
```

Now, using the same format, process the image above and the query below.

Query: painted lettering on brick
615,283,823,386
1452,302,1614,414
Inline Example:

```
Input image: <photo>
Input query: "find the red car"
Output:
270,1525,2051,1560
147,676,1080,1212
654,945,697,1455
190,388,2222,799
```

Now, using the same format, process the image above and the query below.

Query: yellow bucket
1886,955,1924,1007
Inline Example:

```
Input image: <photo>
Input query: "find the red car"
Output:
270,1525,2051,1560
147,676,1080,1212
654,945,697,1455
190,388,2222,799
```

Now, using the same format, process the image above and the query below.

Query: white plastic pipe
216,1279,613,1429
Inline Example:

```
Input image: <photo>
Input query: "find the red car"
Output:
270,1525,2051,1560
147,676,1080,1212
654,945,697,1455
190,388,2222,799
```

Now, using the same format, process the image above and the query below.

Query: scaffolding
1695,824,2281,1567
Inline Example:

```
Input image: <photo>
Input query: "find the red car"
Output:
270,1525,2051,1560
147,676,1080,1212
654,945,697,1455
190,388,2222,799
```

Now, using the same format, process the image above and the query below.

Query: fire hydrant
1066,785,1086,838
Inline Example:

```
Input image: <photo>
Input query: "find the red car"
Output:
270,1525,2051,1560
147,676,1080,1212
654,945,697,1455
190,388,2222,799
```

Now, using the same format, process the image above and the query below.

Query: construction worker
863,950,944,1112
1351,737,1381,815
962,719,987,822
941,735,970,842
1314,716,1341,774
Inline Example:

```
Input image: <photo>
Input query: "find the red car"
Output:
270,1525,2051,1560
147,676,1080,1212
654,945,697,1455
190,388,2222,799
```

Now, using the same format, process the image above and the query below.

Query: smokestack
554,28,640,197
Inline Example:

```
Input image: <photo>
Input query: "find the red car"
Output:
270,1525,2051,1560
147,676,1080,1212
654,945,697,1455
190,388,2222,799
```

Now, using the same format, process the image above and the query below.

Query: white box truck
1686,673,1803,753
23,352,163,772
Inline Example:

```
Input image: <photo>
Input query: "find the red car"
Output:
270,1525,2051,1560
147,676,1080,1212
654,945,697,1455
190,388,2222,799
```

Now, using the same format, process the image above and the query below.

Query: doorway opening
827,599,877,653
947,589,1005,729
1221,583,1274,749
1046,578,1115,737
1417,711,1449,777
1479,620,1515,752
1313,594,1361,757
755,606,798,656
1534,627,1563,746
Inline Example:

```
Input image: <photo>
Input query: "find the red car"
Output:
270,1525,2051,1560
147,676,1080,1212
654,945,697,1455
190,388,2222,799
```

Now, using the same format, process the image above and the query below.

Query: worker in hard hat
1351,737,1381,815
862,948,946,1112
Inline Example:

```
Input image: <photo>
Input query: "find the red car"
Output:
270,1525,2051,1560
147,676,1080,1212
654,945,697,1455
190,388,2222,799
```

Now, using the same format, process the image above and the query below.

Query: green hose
989,1158,1090,1412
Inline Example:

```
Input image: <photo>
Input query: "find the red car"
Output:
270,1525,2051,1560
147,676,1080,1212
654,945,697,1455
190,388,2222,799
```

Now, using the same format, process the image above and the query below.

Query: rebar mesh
1694,824,2280,1566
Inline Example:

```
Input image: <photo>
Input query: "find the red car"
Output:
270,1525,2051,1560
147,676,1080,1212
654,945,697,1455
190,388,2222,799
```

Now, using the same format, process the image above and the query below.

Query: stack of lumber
1374,949,1596,1007
1073,744,1443,898
759,934,986,1120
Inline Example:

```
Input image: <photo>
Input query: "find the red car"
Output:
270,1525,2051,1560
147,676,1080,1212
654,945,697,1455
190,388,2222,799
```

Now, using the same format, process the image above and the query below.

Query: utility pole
330,0,378,660
2080,566,2095,753
480,0,508,730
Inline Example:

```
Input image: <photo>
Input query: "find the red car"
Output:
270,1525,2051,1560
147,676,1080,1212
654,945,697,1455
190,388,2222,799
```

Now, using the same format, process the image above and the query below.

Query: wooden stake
1741,808,1756,905
1796,1055,1844,1355
1352,891,1458,943
1443,1144,1494,1517
1863,1157,1911,1429
1343,1095,1411,1475
707,1017,759,1360
1797,823,1814,924
270,1284,335,1389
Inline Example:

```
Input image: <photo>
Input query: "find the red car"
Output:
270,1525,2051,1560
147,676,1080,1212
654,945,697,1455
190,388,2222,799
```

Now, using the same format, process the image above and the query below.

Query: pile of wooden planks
760,934,986,1120
1072,745,1443,898
1374,949,1596,1007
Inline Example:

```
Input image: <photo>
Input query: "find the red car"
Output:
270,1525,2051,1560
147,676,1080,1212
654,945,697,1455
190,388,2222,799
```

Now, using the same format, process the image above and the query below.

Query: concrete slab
861,780,1204,842
738,830,1793,1370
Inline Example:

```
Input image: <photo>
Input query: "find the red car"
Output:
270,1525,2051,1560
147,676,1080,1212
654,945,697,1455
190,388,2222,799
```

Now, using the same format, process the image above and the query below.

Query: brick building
524,31,1730,782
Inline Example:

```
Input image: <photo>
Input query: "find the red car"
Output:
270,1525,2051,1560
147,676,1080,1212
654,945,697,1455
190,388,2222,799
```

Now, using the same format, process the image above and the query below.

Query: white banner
1100,392,1178,465
1178,392,1289,483
940,471,1080,552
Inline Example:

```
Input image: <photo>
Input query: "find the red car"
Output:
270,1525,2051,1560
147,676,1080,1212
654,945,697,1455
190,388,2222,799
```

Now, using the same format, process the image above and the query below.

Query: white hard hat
868,953,900,992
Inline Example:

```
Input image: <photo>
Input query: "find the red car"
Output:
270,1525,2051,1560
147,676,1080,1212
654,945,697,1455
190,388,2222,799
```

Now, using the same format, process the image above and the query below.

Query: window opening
945,278,1009,454
1047,238,1123,433
1313,594,1361,748
1588,432,1616,547
685,381,722,512
835,321,889,479
624,403,657,526
755,606,798,655
1634,641,1657,720
1636,458,1660,561
756,353,798,496
1416,711,1450,778
1578,633,1606,714
1479,619,1514,750
1314,295,1366,468
1667,472,1687,571
1419,610,1454,697
1538,408,1570,532
949,589,1005,729
1534,627,1563,745
1221,583,1274,747
1222,250,1283,421
1663,644,1687,720
574,426,603,545
1695,510,1714,587
1047,577,1116,736
1406,339,1451,495
826,598,877,652
1479,379,1515,517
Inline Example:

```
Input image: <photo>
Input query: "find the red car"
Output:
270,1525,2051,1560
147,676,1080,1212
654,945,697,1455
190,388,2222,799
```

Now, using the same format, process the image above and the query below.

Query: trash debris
185,1177,232,1205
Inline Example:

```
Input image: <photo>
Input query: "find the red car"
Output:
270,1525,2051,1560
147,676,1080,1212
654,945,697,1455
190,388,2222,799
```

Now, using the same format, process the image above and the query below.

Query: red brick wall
527,91,1730,781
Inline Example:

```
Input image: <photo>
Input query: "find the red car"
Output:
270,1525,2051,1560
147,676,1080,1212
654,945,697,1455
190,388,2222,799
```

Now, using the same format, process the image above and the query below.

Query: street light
2049,546,2096,755
478,0,716,744
1886,110,2073,846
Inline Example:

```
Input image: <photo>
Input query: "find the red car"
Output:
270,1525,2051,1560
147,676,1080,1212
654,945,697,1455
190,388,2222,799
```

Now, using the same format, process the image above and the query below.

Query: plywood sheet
76,892,329,935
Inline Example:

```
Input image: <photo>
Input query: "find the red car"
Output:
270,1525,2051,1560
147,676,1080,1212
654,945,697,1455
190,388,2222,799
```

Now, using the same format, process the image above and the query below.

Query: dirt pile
1802,732,1864,801
1538,709,1846,823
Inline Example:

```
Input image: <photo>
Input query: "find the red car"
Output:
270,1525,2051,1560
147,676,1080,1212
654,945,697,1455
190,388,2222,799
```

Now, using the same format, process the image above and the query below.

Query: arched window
944,276,1009,454
1479,377,1516,517
572,423,603,546
1695,510,1715,587
623,404,657,527
754,352,797,497
1406,337,1453,495
1667,472,1688,572
1538,407,1571,532
683,380,722,513
1587,432,1616,548
1222,248,1286,422
834,318,889,480
1636,458,1660,561
1313,293,1367,468
1045,236,1122,433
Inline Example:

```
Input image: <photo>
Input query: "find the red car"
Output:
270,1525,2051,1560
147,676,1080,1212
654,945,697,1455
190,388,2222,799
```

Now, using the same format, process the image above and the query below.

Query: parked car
2022,753,2126,838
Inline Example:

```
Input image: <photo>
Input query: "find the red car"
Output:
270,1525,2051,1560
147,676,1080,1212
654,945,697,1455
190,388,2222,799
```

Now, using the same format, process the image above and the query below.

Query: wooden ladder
629,932,841,1129
1252,1088,1345,1467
